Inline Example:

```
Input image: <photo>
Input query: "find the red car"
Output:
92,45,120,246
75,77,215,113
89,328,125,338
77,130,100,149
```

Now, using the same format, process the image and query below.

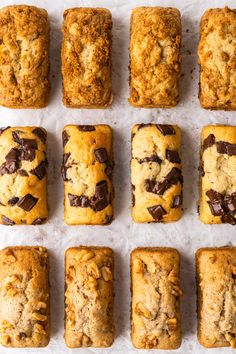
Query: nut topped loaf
65,246,115,348
62,125,114,225
0,246,50,347
198,7,236,110
61,8,112,108
129,7,181,108
131,124,183,223
131,247,183,349
0,126,48,225
0,5,50,108
199,125,236,225
196,247,236,348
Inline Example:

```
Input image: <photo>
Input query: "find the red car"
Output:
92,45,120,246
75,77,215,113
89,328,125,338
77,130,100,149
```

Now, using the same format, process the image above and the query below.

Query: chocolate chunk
216,141,229,154
5,148,20,161
62,130,70,147
0,126,10,135
172,195,183,208
17,194,38,211
61,153,71,181
32,218,47,225
94,148,108,163
156,125,176,136
18,169,29,176
78,125,95,132
8,197,19,206
12,131,22,144
224,194,236,214
227,144,236,156
21,139,37,150
166,167,183,184
19,147,35,162
30,161,46,180
91,195,108,211
68,193,90,208
2,215,15,225
139,154,162,164
95,180,108,198
222,214,236,225
32,128,46,143
203,134,215,151
147,205,167,221
12,132,37,161
0,161,18,175
206,189,224,203
166,150,181,164
105,164,113,179
208,201,225,216
137,123,153,130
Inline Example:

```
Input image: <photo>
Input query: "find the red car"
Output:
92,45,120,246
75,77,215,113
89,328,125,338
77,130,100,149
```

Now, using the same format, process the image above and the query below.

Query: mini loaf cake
0,246,50,347
131,124,183,223
198,7,236,110
199,125,236,225
65,246,115,348
0,5,50,108
61,8,112,108
131,247,183,349
129,7,181,108
61,125,114,225
0,126,48,225
196,247,236,348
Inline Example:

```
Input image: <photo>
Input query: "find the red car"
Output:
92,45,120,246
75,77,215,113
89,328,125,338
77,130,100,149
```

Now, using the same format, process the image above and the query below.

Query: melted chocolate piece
227,144,236,156
62,130,70,147
166,167,183,184
137,123,153,130
147,205,167,221
139,154,162,164
145,179,171,195
216,141,229,154
2,215,15,225
94,148,108,163
0,126,10,135
78,125,95,132
206,189,224,203
91,195,108,211
68,194,90,208
8,197,19,206
203,134,215,151
206,189,224,216
6,148,20,161
32,128,46,143
95,180,108,198
156,125,176,136
12,131,37,162
30,161,46,180
0,161,18,175
12,131,22,144
17,194,38,211
222,214,236,225
172,195,183,208
105,164,113,179
32,218,47,225
166,150,181,164
61,153,71,181
18,169,29,176
224,194,236,214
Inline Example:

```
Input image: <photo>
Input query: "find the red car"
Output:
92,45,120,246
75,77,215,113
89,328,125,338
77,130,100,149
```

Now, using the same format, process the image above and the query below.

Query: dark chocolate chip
156,125,176,136
32,218,47,225
94,148,108,163
62,130,70,147
21,139,37,150
216,141,229,154
172,195,183,208
5,148,20,161
8,197,19,206
18,169,29,176
224,194,236,214
2,215,15,225
19,147,35,162
166,150,181,164
17,194,38,211
105,164,113,179
166,167,183,184
0,126,10,135
208,201,225,216
203,134,215,151
0,161,18,175
95,180,108,198
147,205,167,221
227,144,236,156
32,128,46,143
222,214,236,225
68,193,90,208
137,123,153,130
206,189,224,203
91,196,108,211
12,131,22,144
139,154,162,164
30,161,46,180
78,125,95,132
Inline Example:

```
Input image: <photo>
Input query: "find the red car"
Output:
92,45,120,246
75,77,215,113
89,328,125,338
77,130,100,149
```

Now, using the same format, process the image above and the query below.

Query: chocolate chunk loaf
0,126,48,225
65,246,114,348
131,247,183,349
199,125,236,225
0,246,50,347
62,125,114,225
131,124,183,223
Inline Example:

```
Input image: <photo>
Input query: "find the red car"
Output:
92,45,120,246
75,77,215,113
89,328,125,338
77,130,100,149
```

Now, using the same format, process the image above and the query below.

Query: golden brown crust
0,126,48,225
199,125,236,225
196,247,236,348
0,5,50,108
0,246,50,347
61,8,112,108
62,125,114,225
131,124,183,223
65,246,115,348
198,7,236,110
131,247,182,349
129,7,181,108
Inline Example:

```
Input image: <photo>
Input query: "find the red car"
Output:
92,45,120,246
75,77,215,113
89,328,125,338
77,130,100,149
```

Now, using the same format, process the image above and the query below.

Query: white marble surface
0,0,235,353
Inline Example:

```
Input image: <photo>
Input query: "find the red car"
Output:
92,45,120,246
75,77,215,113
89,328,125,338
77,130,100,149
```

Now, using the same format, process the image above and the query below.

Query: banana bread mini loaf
131,247,183,349
0,126,48,225
65,246,115,348
62,125,114,225
0,5,50,108
129,7,181,108
196,247,236,348
199,125,236,225
0,246,50,347
198,7,236,110
61,8,112,108
131,124,183,223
